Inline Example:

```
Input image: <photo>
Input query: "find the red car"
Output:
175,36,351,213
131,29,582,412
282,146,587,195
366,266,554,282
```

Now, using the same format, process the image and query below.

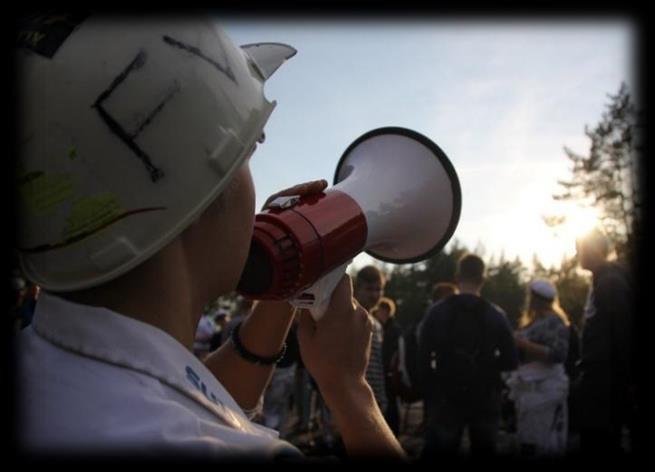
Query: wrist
230,321,287,366
253,300,296,320
320,377,375,410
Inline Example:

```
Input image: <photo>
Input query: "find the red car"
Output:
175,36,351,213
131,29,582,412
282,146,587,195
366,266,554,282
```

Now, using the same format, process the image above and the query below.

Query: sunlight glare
560,204,601,242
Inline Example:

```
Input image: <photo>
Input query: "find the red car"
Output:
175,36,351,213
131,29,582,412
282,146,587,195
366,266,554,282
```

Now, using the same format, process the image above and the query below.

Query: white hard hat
16,16,295,291
529,279,557,301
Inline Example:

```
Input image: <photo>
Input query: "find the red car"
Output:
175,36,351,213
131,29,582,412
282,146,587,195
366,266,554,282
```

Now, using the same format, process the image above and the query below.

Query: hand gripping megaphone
236,127,461,319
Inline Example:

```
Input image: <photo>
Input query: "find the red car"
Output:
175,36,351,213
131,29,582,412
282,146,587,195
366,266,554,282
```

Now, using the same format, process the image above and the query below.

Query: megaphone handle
290,261,351,321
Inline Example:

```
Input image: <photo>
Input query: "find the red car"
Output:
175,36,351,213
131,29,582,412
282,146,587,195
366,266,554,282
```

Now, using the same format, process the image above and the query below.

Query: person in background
194,307,231,359
431,282,459,307
575,228,634,456
260,323,300,438
221,298,255,346
372,296,402,435
354,266,389,417
506,279,571,456
418,254,518,457
388,282,459,407
209,309,231,351
193,308,219,359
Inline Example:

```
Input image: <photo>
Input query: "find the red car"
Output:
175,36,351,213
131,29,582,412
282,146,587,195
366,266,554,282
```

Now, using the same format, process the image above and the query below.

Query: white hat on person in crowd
529,279,557,301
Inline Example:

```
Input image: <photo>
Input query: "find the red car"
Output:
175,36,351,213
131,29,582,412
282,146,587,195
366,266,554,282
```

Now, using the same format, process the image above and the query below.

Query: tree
552,82,641,264
482,254,527,329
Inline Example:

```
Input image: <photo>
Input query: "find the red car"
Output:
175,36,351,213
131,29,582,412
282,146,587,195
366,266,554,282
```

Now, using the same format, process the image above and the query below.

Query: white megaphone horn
237,127,462,319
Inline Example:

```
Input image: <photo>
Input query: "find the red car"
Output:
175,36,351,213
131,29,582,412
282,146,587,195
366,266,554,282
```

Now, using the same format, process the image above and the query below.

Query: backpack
389,322,423,403
431,296,496,400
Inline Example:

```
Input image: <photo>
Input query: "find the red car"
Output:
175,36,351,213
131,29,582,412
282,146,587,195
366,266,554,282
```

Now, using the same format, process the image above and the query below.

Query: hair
456,253,486,285
376,296,396,316
518,286,570,328
355,265,386,289
576,228,611,258
431,282,458,302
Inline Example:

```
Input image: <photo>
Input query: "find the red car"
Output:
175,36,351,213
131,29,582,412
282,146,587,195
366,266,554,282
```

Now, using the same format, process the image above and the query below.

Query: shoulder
595,262,631,288
482,300,514,331
488,301,507,318
428,294,459,313
543,312,566,327
423,295,456,325
479,299,505,321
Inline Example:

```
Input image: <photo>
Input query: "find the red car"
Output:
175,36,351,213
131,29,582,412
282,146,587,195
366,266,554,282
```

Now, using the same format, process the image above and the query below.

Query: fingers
263,179,328,210
292,179,328,195
280,179,328,197
319,275,372,337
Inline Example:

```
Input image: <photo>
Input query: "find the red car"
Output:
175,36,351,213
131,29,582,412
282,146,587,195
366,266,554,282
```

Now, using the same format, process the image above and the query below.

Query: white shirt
17,293,301,459
193,314,217,352
195,314,217,342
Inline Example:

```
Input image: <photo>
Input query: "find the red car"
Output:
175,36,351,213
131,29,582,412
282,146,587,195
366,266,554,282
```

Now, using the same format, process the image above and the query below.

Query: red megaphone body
237,191,367,300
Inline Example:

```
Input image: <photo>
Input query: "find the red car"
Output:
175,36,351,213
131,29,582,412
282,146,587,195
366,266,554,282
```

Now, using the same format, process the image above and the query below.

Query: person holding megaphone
16,16,460,460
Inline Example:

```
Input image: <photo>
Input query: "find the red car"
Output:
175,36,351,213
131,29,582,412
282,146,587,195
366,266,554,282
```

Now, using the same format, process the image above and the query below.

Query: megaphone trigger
289,261,351,320
267,195,301,210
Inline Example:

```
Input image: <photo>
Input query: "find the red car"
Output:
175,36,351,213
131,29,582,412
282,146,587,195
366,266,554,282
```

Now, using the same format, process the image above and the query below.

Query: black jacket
580,262,633,381
417,294,518,402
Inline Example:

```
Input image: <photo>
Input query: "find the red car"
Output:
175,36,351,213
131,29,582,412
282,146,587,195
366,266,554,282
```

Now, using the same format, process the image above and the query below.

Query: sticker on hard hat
19,171,74,216
16,13,87,59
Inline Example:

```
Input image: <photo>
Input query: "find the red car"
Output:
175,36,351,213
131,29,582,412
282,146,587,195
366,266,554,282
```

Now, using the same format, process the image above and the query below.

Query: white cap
530,279,557,301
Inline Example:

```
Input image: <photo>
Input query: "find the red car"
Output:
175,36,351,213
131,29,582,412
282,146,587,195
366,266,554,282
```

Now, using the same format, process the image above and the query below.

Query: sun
559,203,601,242
533,201,603,268
544,202,602,262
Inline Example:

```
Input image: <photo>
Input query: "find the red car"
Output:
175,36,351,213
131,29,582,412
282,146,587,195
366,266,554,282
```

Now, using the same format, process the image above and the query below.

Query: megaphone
237,127,461,319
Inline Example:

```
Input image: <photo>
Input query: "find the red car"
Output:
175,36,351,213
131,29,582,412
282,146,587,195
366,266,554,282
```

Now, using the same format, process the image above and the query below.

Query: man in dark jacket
418,254,518,457
575,229,634,455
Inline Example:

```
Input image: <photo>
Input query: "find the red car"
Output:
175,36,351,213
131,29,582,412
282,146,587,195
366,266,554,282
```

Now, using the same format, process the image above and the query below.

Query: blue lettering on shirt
185,365,224,408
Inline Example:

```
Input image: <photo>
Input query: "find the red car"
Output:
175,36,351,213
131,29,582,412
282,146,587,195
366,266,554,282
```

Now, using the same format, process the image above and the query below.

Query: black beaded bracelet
229,321,287,366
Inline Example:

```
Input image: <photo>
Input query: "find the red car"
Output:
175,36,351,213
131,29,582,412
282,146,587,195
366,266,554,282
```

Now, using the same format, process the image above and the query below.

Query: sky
221,18,635,271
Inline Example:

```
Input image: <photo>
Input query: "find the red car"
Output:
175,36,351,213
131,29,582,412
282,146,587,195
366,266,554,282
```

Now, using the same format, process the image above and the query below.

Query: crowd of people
158,228,632,460
11,224,637,461
12,16,637,462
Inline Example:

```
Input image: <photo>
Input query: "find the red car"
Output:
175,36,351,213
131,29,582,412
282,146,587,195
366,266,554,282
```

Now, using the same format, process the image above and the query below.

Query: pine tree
554,83,641,264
